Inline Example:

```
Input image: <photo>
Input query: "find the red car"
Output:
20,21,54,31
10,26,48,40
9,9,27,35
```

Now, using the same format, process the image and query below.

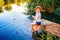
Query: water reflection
0,4,34,40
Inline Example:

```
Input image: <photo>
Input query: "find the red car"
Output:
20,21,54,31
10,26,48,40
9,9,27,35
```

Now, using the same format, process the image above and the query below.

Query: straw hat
34,6,42,10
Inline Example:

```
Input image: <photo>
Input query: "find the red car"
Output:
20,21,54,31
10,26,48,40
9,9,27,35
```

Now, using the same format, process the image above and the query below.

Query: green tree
27,0,60,13
0,0,4,12
4,0,12,11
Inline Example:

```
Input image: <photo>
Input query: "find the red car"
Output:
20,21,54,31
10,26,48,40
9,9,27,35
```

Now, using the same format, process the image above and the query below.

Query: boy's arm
34,16,39,20
32,15,35,18
32,15,39,20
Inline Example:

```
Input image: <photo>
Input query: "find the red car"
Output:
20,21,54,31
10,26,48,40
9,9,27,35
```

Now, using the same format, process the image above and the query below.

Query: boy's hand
32,15,35,18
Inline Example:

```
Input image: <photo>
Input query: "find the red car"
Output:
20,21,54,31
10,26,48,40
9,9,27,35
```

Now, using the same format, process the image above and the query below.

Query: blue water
0,4,34,40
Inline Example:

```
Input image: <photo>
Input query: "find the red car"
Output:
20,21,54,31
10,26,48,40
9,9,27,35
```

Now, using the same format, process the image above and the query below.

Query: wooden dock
32,19,60,37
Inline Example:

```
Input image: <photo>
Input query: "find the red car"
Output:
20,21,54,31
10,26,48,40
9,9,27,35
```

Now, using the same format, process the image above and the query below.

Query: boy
31,6,42,35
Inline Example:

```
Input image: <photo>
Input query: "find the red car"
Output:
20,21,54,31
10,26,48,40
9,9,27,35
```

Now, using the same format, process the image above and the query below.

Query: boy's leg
31,23,41,32
31,22,36,33
31,21,42,34
31,24,41,34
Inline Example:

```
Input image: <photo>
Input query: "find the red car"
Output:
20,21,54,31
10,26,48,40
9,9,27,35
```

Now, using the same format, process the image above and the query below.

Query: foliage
4,3,12,11
0,0,4,7
0,0,30,12
33,31,60,40
27,0,60,14
0,7,3,13
0,0,4,13
54,8,60,16
0,0,60,13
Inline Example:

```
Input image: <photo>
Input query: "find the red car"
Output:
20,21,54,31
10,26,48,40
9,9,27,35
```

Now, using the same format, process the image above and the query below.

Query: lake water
0,4,34,40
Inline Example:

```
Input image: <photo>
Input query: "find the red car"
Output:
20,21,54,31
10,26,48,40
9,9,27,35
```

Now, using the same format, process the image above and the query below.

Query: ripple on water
0,4,34,40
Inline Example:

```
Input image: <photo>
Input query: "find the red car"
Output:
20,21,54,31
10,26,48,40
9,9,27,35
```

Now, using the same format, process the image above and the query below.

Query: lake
0,4,34,40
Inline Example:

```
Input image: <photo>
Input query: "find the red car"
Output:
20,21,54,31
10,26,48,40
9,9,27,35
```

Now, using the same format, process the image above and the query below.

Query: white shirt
35,13,41,22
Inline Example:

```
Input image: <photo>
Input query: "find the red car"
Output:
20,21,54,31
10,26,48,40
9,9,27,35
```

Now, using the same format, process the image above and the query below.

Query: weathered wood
32,19,60,37
43,19,60,37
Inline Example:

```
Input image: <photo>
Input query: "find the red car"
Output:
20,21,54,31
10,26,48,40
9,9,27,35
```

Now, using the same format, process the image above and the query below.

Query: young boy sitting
31,6,42,35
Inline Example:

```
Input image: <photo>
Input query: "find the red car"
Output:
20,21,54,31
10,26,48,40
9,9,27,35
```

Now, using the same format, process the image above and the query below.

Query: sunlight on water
0,2,28,19
0,2,34,40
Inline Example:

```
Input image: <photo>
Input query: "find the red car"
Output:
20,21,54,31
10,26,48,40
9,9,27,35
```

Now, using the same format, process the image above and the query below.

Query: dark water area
41,13,60,24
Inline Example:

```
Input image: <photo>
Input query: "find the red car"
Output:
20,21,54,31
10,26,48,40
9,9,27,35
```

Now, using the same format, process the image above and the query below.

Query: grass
32,30,60,40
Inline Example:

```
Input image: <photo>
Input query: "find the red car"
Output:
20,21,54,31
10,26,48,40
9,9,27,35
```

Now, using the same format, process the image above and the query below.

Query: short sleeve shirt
35,13,41,22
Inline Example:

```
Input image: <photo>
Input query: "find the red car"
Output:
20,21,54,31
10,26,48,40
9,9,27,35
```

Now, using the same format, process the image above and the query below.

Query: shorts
36,21,41,25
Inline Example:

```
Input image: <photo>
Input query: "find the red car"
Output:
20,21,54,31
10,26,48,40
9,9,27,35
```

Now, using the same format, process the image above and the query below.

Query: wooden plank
46,26,60,32
46,29,60,37
46,26,60,34
43,19,60,37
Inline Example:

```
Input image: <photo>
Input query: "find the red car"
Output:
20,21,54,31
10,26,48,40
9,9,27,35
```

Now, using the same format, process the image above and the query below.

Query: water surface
0,4,34,40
